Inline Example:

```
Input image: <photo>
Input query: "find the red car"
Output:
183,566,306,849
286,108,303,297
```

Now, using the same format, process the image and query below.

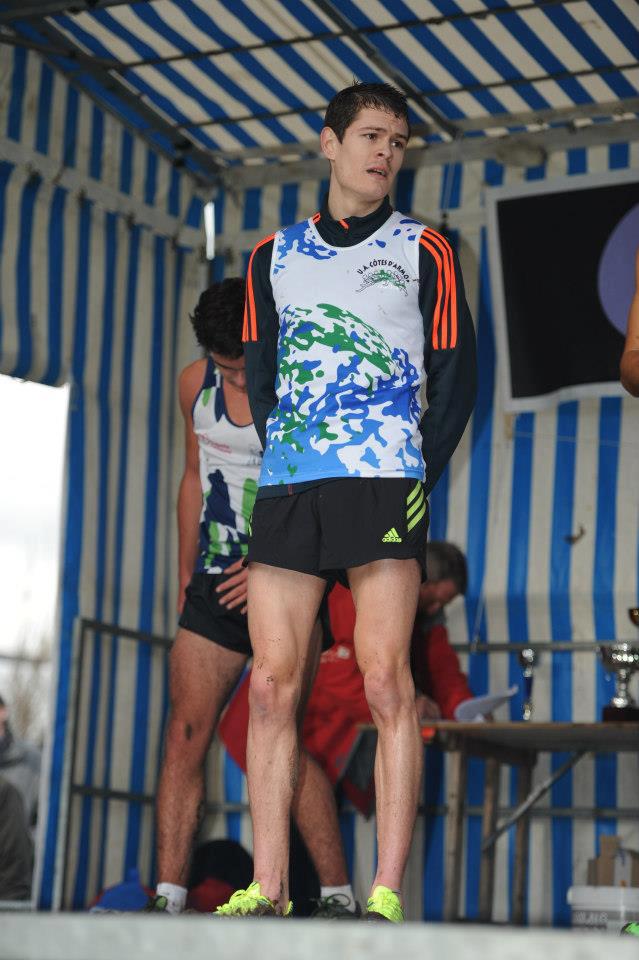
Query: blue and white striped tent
0,0,637,925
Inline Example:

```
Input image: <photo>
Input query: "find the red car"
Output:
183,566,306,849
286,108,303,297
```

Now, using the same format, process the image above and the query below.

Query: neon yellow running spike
621,921,639,937
214,881,292,918
365,885,404,923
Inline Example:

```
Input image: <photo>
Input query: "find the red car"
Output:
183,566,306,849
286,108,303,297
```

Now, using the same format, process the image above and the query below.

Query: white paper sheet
453,685,519,722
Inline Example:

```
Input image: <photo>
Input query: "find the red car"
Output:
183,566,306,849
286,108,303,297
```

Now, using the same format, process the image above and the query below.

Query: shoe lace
311,893,353,916
215,883,269,916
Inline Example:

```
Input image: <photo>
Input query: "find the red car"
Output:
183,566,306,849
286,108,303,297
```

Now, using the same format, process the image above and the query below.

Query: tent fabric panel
0,45,203,908
0,44,204,230
10,0,635,163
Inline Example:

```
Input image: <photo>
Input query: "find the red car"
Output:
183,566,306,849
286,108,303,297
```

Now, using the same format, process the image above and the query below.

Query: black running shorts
246,477,429,581
178,571,334,653
179,572,253,655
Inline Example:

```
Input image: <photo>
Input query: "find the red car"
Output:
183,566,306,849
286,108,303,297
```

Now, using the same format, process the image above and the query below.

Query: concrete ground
1,914,637,960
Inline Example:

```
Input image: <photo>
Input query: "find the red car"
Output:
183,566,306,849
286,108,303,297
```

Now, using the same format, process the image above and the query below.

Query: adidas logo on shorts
382,527,402,543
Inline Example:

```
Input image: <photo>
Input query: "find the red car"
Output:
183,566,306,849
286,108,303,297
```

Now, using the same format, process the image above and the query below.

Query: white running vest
193,359,262,573
260,211,427,488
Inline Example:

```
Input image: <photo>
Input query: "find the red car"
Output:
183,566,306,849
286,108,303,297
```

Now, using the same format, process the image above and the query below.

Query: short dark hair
427,542,468,595
189,278,245,359
324,82,410,142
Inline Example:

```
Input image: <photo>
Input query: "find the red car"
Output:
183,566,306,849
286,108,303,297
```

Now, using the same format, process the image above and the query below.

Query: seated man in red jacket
219,541,471,835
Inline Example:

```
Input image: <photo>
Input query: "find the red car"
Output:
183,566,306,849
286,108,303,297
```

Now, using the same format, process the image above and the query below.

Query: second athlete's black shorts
246,477,429,581
179,572,253,655
178,571,335,654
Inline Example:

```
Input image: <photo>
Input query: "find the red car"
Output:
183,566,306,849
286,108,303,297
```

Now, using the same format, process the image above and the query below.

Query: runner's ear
320,126,339,161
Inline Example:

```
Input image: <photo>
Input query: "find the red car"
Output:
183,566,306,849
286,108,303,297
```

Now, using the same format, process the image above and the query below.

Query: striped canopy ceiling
4,0,639,187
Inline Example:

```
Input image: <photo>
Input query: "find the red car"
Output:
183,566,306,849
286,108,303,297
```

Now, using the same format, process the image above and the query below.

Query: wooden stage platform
2,913,638,960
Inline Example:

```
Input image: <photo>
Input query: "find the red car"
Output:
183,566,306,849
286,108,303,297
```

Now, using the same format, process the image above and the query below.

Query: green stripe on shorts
407,488,425,520
407,501,426,532
406,481,422,506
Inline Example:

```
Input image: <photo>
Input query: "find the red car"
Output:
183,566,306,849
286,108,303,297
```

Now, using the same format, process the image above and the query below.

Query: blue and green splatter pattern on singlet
260,211,427,487
193,358,262,573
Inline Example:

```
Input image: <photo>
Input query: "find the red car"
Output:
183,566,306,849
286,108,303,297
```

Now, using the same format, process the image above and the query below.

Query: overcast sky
0,375,68,659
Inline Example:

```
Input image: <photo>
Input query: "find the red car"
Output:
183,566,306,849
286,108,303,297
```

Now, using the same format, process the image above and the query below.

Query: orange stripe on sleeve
242,301,250,342
423,229,450,348
422,228,457,348
419,237,444,350
243,233,275,343
312,212,321,223
339,218,349,230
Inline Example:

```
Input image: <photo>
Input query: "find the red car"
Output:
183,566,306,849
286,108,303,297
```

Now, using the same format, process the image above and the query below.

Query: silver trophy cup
597,609,639,721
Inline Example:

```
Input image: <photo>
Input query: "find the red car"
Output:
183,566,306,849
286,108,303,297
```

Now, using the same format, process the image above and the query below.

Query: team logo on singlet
355,258,410,296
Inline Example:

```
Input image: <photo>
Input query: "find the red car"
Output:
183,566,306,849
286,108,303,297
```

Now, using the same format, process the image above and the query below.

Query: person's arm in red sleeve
422,623,473,720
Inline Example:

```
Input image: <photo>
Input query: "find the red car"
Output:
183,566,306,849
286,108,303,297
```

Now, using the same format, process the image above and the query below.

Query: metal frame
0,133,205,247
60,618,172,907
435,723,639,924
224,118,639,188
481,750,587,851
0,0,570,62
306,0,456,140
210,96,639,163
59,618,638,910
175,61,638,135
3,0,635,181
2,17,223,187
0,0,145,22
452,640,623,654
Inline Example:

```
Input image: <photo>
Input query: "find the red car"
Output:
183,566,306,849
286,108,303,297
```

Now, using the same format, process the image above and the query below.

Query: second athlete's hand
415,693,441,722
216,558,248,614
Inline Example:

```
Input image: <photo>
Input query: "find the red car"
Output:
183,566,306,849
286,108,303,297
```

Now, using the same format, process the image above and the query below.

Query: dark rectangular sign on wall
487,168,639,412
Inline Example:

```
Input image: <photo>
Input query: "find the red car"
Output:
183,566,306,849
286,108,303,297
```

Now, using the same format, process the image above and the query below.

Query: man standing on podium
218,82,477,922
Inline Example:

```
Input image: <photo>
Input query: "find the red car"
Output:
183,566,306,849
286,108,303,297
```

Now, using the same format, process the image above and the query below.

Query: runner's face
322,107,409,207
211,352,247,393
